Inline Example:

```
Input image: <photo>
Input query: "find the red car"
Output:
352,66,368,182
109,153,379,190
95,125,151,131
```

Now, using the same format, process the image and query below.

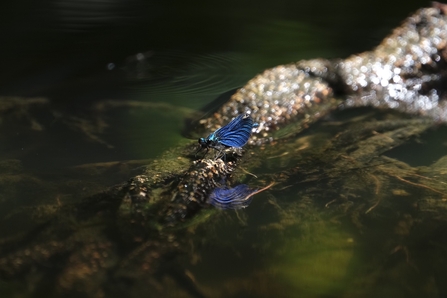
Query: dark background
0,0,434,169
0,0,428,97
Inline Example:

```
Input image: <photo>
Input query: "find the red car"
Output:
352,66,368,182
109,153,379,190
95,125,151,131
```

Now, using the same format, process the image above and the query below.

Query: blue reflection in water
208,182,274,210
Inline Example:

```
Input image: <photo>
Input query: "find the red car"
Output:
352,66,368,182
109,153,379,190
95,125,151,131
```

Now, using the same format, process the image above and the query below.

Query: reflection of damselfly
209,182,275,210
196,113,258,160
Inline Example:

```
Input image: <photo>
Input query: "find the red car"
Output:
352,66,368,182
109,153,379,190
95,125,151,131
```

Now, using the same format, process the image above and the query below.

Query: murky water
1,1,446,297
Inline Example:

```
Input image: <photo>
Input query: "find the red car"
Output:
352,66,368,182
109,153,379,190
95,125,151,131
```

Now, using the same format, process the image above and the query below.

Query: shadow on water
181,88,240,139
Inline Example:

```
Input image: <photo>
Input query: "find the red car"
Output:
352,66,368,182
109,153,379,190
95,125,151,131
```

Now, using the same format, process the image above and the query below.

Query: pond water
1,0,446,297
0,0,431,172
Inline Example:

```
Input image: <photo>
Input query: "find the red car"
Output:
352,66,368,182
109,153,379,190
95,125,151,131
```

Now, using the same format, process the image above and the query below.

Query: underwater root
365,173,382,214
393,175,446,196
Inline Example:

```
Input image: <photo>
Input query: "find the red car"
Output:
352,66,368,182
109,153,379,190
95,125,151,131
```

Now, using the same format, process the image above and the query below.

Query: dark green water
1,1,446,297
0,0,430,167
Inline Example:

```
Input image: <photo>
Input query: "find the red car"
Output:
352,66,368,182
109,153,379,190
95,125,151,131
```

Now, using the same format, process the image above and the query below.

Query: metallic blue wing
214,114,254,147
208,184,256,210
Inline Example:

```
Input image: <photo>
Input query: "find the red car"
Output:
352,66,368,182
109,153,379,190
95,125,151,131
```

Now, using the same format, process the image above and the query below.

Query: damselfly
197,113,257,159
